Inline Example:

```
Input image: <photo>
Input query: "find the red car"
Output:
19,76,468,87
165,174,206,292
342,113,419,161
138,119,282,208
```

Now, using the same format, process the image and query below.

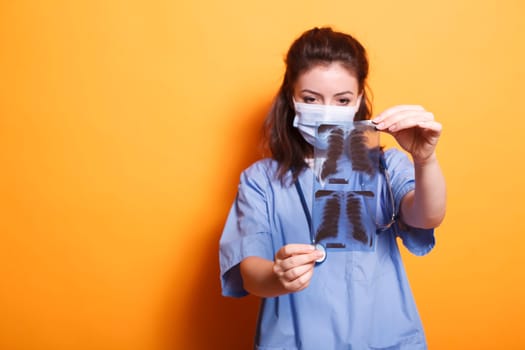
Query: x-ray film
312,121,381,252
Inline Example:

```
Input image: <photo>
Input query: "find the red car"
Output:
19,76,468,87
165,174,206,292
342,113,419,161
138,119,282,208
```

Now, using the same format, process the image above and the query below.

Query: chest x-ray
312,121,382,252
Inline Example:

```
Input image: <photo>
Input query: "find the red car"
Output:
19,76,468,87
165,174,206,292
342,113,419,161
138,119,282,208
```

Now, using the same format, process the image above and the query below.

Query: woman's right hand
273,244,324,293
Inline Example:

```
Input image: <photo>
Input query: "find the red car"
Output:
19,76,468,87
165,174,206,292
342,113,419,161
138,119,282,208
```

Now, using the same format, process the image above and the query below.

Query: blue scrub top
219,149,435,350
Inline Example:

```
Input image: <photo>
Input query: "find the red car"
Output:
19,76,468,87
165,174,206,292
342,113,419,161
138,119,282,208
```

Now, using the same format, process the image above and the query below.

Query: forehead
295,62,359,93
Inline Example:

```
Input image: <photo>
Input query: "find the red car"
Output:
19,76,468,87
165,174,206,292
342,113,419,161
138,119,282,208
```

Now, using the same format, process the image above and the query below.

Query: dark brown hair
263,27,372,184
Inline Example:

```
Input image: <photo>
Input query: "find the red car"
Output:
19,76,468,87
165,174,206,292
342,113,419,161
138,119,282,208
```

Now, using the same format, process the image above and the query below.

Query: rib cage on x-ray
312,121,381,251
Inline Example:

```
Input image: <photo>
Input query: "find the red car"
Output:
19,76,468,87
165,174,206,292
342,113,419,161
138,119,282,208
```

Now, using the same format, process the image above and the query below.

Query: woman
219,27,446,350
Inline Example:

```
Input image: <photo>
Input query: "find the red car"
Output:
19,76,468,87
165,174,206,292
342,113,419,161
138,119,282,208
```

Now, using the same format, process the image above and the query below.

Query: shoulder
243,158,278,177
382,148,416,195
236,158,281,194
383,148,411,167
383,148,414,175
241,158,292,185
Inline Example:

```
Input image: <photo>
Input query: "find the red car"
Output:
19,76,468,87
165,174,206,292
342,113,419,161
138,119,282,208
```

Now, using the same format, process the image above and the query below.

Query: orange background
1,1,524,349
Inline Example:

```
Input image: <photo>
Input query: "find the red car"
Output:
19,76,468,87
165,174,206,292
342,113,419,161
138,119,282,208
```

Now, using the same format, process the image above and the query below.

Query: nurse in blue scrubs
219,27,446,350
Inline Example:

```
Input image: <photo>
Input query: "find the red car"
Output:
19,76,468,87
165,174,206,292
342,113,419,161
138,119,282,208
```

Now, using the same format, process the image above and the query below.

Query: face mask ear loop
356,94,363,108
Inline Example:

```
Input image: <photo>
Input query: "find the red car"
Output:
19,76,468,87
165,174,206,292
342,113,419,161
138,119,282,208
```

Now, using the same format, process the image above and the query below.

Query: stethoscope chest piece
314,243,327,264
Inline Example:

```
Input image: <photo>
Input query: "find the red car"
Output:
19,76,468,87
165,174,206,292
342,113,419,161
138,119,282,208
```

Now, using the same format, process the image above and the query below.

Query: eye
302,96,318,104
337,98,351,105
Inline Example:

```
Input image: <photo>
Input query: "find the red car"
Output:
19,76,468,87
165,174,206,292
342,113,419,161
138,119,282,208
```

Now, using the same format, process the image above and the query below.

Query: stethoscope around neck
294,153,397,264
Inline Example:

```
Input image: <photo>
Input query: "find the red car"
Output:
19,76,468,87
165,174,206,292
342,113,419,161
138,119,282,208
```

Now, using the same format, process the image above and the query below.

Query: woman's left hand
372,105,442,164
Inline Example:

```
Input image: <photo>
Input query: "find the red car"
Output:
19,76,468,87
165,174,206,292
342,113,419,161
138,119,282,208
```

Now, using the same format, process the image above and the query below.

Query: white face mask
293,97,362,145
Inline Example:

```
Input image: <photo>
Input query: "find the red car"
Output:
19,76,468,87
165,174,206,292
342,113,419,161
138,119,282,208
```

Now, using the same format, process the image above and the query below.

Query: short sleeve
219,162,275,297
385,149,436,256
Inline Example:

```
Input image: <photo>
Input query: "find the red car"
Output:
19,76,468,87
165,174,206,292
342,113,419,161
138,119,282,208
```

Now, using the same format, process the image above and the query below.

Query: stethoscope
294,152,397,264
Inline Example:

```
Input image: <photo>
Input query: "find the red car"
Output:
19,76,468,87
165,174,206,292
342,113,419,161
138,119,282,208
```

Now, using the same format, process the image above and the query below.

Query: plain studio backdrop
1,1,524,349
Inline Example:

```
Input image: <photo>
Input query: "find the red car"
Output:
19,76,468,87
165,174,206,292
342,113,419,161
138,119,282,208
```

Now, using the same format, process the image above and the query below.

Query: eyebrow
301,89,355,96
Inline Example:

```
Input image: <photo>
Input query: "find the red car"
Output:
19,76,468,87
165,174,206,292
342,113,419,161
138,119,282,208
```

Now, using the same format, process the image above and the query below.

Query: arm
400,153,446,228
240,244,323,298
373,105,447,229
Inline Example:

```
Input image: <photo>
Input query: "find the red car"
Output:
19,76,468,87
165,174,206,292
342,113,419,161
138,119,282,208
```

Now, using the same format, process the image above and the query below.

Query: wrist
413,152,438,168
